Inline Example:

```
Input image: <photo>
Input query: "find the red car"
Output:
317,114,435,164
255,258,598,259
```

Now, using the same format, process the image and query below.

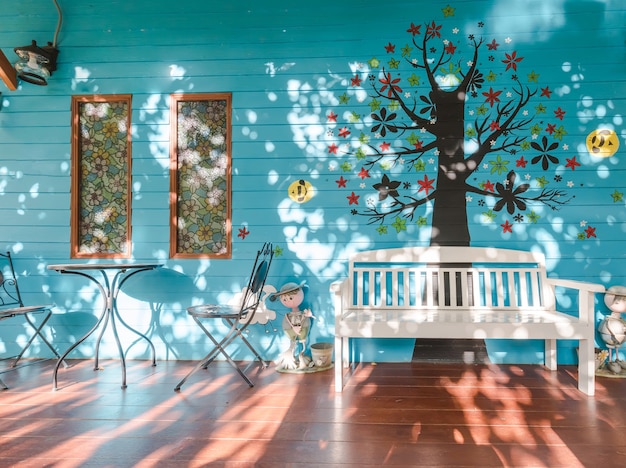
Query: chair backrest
0,251,26,310
239,242,274,322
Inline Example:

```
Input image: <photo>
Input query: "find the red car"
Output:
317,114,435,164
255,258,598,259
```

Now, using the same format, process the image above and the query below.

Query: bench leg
545,339,557,371
577,339,595,396
334,335,344,392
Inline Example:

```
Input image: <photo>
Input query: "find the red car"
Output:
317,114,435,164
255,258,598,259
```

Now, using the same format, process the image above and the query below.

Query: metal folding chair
175,242,274,391
1,251,66,389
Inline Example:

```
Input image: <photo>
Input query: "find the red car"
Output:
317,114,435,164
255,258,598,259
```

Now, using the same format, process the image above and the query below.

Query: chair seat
1,304,52,319
187,304,241,319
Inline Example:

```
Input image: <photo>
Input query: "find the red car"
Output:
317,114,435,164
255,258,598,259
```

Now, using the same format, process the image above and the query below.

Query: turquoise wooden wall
1,0,625,365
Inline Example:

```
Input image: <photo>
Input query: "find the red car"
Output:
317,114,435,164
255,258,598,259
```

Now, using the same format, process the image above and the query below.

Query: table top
48,263,162,272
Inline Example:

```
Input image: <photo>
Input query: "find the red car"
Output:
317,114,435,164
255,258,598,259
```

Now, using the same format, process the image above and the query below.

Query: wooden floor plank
2,359,626,466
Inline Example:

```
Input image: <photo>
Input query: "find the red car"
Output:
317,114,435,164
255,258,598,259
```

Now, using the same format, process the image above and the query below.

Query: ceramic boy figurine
270,281,315,370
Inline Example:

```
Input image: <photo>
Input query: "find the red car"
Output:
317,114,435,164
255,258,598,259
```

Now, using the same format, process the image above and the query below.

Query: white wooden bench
331,246,605,395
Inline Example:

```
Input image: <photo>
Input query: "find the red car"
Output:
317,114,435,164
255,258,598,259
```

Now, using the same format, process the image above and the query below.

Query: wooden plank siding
1,0,625,363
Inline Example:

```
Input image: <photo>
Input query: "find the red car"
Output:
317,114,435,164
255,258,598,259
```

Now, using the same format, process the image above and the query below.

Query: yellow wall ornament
586,128,620,158
288,179,314,203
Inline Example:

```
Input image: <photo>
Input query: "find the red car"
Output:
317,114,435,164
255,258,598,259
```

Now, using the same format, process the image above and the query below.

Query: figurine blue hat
269,281,306,301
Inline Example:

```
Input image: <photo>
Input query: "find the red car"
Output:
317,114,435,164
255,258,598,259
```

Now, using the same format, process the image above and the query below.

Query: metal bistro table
47,262,162,390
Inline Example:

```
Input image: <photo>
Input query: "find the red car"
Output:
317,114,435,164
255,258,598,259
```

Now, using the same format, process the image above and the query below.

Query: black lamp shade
14,40,59,86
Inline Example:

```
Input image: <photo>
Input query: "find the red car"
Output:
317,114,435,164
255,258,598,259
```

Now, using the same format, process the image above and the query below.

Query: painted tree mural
326,6,590,246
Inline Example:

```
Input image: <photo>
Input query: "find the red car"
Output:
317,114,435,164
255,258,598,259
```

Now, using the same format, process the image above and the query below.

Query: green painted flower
391,216,407,233
489,155,509,175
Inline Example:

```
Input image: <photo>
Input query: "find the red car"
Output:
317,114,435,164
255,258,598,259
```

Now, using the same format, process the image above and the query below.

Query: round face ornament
605,286,626,314
280,287,304,310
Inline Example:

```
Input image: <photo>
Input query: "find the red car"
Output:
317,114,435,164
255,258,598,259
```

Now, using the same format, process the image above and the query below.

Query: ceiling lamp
11,0,62,87
14,40,59,86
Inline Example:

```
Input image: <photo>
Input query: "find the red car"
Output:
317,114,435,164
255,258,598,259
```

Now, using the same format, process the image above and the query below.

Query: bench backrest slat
345,247,552,312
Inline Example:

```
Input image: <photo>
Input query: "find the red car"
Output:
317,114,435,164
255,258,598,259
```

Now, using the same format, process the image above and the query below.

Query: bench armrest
546,278,605,293
546,278,605,323
330,279,348,323
330,280,344,294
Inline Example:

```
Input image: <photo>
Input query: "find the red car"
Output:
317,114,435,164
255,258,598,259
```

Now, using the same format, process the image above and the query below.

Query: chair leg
225,319,268,368
175,317,264,391
174,337,255,391
13,311,69,368
174,353,214,391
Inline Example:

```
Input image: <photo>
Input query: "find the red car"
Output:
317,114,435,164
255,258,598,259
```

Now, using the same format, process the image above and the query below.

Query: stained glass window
71,95,132,258
170,93,232,258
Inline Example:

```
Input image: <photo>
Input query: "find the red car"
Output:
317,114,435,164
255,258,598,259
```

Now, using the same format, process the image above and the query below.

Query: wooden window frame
169,93,232,259
70,94,133,259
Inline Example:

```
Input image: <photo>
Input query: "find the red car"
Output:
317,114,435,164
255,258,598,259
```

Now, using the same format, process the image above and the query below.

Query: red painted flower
336,176,347,188
554,107,565,120
565,156,581,170
482,87,502,107
327,111,338,122
379,72,402,98
585,226,596,238
338,127,351,138
417,175,435,195
502,51,523,71
347,192,360,205
487,39,499,50
501,220,513,233
328,143,339,154
238,227,250,239
426,21,441,39
358,167,370,179
407,23,421,36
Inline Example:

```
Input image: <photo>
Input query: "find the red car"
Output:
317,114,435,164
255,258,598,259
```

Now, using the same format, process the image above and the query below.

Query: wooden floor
1,358,626,467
